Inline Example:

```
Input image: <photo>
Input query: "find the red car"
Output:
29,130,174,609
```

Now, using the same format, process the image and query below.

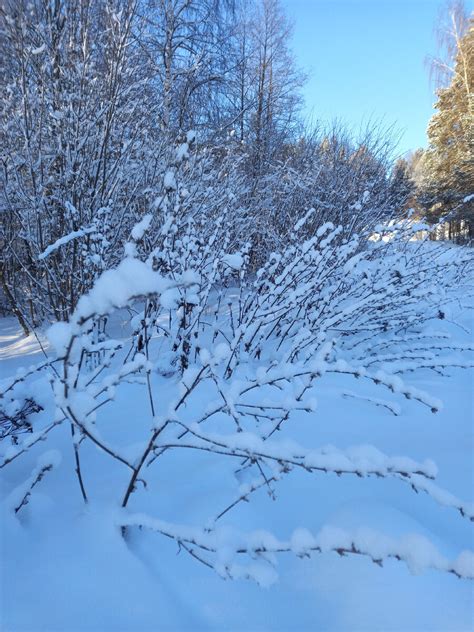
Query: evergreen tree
420,5,473,241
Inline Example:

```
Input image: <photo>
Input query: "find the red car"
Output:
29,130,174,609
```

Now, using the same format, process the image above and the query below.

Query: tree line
402,1,473,241
0,0,470,332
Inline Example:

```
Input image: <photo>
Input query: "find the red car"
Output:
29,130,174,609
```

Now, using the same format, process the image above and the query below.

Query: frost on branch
118,514,474,583
1,207,473,584
5,450,61,514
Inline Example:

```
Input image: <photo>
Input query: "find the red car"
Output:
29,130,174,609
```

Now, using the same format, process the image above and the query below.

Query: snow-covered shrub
224,215,474,378
0,397,41,444
0,370,46,444
244,124,413,266
0,1,163,326
1,212,473,583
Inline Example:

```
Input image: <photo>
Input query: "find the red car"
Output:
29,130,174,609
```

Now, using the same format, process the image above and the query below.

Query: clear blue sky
283,0,473,157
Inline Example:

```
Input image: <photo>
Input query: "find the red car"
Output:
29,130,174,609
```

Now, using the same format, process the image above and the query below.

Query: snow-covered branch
119,513,474,583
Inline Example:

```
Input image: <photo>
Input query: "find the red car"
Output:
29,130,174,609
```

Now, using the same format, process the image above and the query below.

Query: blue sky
283,0,473,157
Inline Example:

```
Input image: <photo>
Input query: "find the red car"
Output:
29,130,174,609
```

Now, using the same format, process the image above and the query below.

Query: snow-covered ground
1,298,473,631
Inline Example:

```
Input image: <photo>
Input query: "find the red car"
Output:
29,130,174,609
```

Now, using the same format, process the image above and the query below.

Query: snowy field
1,287,473,631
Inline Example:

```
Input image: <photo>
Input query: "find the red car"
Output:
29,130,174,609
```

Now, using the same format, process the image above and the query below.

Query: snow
316,222,334,237
47,321,74,356
223,253,244,270
293,207,315,232
66,258,170,324
117,514,473,581
176,142,190,162
160,287,181,309
164,170,177,191
5,449,61,513
453,551,474,578
1,274,473,630
38,227,94,260
131,214,153,240
30,44,46,55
